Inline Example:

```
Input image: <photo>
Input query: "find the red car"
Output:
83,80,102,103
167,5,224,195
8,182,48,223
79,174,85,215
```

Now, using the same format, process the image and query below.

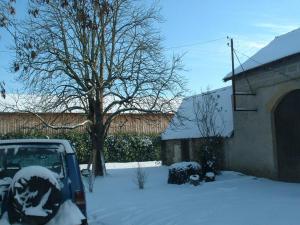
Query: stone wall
162,138,225,168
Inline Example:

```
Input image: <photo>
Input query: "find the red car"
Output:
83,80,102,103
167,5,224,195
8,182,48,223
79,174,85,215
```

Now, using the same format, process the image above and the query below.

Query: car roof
0,139,74,154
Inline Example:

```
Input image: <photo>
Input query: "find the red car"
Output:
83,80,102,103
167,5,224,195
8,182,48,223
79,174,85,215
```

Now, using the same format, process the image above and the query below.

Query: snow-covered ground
85,161,300,225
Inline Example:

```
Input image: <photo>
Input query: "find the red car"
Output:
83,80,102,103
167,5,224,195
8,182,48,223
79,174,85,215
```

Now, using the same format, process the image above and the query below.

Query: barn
162,28,300,182
0,95,172,135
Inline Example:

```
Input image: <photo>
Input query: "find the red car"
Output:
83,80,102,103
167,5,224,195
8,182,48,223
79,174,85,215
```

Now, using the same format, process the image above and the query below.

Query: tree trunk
87,90,106,176
99,135,107,175
89,99,106,177
91,129,106,176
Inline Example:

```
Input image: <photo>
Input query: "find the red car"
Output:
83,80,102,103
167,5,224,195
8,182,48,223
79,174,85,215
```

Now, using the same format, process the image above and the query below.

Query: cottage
161,86,233,165
162,28,300,182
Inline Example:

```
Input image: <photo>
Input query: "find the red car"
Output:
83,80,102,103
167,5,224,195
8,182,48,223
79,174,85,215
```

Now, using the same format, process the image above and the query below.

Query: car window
0,143,66,179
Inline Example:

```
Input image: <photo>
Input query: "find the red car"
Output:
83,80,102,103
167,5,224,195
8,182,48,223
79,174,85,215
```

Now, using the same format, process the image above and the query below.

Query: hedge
0,131,161,164
105,133,161,162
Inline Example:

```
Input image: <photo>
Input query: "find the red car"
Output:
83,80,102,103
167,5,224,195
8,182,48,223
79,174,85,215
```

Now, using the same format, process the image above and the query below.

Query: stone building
162,28,300,182
224,28,300,182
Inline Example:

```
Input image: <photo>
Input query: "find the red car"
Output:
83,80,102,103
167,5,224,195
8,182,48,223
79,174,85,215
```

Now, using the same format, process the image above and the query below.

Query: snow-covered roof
0,94,84,113
161,86,233,140
0,94,181,113
224,28,300,80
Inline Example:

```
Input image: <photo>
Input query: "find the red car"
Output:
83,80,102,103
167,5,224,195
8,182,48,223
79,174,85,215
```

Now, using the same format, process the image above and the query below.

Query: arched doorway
274,89,300,182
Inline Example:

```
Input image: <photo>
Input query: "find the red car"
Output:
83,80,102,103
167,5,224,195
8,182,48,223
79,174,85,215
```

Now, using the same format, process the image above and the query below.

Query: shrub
199,136,224,175
168,162,202,185
134,162,147,189
0,131,161,164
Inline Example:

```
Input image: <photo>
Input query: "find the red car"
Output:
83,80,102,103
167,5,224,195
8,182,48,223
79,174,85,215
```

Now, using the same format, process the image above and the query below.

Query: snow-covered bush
104,133,161,162
168,162,201,185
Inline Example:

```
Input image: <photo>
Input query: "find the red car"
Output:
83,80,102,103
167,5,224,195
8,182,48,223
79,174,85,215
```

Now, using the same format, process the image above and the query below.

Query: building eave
223,52,300,82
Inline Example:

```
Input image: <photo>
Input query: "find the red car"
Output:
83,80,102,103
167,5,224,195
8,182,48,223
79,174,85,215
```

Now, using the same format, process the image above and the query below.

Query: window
0,143,66,179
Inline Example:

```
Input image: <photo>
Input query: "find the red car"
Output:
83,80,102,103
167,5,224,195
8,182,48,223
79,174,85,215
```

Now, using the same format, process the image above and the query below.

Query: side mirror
80,169,91,177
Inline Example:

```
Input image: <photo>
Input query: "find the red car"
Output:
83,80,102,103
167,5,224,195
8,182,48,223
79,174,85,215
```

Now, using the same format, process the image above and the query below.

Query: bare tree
0,0,16,99
192,89,224,174
12,0,185,176
193,89,224,138
0,0,16,29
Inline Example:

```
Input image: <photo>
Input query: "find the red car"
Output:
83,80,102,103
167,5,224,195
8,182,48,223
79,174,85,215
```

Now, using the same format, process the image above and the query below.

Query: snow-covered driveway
85,162,300,225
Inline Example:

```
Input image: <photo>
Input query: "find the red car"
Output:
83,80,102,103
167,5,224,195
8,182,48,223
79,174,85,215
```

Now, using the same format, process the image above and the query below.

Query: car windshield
0,143,66,179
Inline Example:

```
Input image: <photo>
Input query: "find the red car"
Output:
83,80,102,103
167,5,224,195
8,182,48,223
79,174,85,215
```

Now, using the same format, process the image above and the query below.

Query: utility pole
228,38,257,112
230,38,236,111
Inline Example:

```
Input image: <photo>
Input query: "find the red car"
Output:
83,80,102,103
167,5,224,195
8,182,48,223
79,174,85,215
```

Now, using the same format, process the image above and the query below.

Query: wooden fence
0,112,172,135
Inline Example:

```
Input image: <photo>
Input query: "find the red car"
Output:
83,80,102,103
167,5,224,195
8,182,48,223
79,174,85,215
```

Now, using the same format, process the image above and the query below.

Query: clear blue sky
1,0,300,95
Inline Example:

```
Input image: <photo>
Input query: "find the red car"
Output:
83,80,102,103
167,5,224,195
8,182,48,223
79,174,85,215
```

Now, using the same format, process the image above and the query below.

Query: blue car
0,139,88,225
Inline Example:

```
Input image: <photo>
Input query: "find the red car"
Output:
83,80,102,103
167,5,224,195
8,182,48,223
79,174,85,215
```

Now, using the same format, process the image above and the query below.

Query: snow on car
0,139,87,225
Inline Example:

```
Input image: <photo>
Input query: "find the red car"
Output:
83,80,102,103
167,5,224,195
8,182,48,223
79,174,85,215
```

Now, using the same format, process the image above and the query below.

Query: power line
233,49,254,94
166,37,226,50
0,37,227,53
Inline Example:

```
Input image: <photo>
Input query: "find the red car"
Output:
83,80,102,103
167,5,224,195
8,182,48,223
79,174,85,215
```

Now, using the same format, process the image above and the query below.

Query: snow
10,166,61,191
84,161,300,225
2,161,300,224
81,161,162,170
0,94,84,113
224,27,300,79
46,200,85,225
169,161,201,170
189,174,199,181
0,94,181,114
206,172,215,178
161,86,233,140
7,166,62,218
0,200,85,225
0,213,10,225
23,188,52,217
